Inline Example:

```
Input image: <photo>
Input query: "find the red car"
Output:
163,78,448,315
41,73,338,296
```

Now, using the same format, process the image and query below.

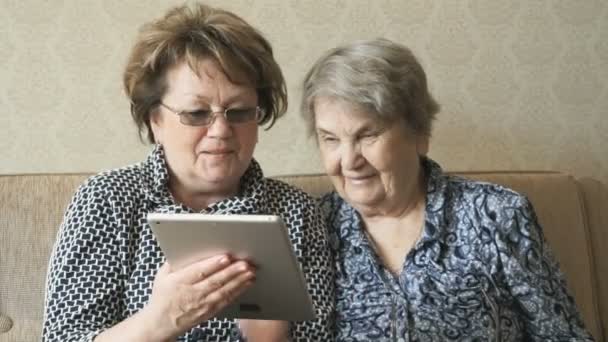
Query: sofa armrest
578,177,608,342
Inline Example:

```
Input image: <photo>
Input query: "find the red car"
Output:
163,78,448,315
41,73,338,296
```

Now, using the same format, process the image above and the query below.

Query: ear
416,135,430,156
149,107,164,144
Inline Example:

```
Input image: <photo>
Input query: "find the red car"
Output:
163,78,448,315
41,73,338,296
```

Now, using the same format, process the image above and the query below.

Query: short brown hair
124,2,287,143
301,38,439,137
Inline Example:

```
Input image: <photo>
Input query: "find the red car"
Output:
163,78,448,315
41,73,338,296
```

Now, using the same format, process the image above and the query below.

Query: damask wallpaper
1,1,607,185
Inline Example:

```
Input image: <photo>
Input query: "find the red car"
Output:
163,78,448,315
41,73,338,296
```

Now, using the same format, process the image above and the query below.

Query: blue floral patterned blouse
320,158,594,341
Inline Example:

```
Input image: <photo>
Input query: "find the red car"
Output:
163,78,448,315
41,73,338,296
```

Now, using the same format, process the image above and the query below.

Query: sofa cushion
579,177,608,341
0,174,88,341
0,171,605,341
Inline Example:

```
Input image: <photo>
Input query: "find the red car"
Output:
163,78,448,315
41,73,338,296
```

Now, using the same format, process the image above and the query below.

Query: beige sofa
1,171,606,341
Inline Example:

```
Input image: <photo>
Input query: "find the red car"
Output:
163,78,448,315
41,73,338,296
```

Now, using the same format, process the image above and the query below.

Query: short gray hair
301,38,439,137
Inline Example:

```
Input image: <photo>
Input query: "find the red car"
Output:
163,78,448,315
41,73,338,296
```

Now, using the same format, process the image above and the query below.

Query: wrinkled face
314,97,428,213
150,59,259,198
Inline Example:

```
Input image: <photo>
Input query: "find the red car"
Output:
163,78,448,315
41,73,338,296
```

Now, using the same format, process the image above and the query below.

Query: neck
169,178,239,211
361,186,425,228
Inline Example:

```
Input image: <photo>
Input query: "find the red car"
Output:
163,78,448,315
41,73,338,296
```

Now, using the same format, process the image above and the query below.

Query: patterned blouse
320,157,594,342
43,145,334,342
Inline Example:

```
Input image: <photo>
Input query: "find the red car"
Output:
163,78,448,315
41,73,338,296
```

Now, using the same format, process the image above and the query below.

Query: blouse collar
414,156,450,263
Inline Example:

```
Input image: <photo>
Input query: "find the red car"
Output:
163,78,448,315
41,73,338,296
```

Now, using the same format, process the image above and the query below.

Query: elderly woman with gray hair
301,38,594,341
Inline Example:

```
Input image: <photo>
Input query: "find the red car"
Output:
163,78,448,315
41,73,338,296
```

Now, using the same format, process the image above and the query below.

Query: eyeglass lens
180,108,258,126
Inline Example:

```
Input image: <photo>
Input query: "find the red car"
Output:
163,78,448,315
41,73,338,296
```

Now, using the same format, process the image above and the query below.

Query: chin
202,173,237,185
198,163,233,178
352,198,380,208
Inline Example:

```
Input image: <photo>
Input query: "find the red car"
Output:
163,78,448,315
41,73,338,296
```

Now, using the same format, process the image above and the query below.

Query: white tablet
147,213,316,321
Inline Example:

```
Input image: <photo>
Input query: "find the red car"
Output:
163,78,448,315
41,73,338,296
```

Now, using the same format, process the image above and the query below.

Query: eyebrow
191,92,254,106
316,128,334,135
316,123,381,137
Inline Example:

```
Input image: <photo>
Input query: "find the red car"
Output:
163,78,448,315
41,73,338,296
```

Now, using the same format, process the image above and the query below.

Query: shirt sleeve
42,179,127,342
290,198,335,341
496,195,594,341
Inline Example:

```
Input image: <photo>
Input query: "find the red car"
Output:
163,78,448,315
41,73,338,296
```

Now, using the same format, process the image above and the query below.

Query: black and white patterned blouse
43,145,334,341
320,157,593,341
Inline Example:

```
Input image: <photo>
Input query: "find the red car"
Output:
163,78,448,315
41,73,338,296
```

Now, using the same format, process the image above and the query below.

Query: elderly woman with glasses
301,38,593,341
42,3,333,342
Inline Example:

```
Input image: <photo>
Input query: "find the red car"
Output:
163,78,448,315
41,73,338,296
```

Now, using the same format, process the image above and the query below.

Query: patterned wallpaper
1,1,607,185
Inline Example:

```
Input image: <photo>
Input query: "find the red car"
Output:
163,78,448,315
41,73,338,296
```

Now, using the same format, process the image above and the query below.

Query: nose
206,112,232,138
340,142,363,171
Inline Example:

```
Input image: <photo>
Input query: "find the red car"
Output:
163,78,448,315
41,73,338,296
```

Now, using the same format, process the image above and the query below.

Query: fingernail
219,255,230,265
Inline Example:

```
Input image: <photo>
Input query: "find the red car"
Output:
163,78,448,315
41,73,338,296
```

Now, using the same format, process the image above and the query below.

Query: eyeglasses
159,102,261,126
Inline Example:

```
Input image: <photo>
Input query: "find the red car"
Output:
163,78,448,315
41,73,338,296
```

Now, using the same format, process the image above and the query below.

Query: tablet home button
239,303,261,312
